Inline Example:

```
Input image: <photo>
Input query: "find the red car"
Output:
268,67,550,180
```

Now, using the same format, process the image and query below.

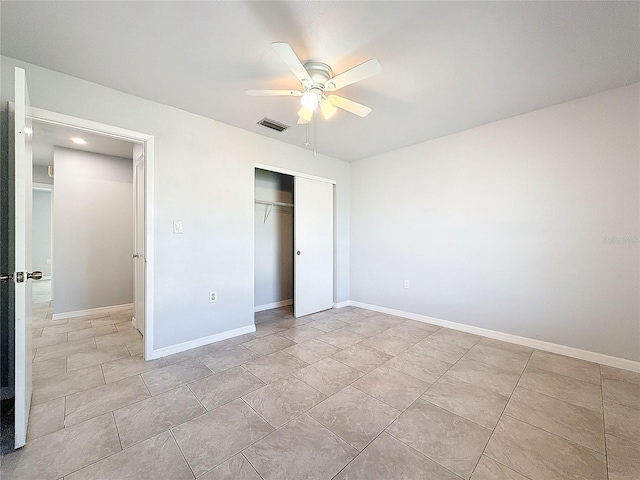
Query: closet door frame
254,163,336,315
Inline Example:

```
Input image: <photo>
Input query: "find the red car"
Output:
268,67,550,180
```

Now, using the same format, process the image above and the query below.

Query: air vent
257,118,289,132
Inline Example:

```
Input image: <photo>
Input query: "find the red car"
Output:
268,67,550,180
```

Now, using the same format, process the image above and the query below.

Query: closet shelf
255,199,294,208
256,199,293,224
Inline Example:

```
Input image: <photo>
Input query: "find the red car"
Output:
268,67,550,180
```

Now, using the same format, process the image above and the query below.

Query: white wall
254,169,293,308
53,147,134,314
351,83,640,362
32,165,52,185
1,56,351,351
31,188,52,278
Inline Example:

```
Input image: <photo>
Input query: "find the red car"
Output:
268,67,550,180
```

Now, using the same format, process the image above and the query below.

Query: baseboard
150,324,257,359
349,300,640,373
52,303,134,320
333,300,351,309
255,299,293,312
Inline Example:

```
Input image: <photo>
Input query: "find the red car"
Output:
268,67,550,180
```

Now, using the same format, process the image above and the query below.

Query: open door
293,176,334,317
133,146,145,336
9,67,37,448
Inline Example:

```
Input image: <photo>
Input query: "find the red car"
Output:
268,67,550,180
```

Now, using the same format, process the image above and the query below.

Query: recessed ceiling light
71,137,87,145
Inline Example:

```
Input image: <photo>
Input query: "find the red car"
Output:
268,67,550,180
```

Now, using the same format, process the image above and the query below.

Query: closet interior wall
254,168,294,311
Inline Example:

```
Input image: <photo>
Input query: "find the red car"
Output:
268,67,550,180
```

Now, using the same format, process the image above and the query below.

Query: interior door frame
253,163,337,314
28,106,156,360
133,149,145,336
31,183,54,294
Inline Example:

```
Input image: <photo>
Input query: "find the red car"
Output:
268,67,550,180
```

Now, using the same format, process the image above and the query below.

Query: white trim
255,163,336,185
255,299,293,312
143,138,155,360
149,324,257,359
349,301,640,373
29,107,150,143
28,107,155,361
333,301,351,309
32,182,53,190
52,303,133,320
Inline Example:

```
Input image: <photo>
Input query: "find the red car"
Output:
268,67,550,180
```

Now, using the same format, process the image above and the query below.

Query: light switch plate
173,220,183,234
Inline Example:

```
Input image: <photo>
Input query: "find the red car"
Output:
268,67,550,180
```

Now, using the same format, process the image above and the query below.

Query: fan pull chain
304,121,311,147
313,110,318,157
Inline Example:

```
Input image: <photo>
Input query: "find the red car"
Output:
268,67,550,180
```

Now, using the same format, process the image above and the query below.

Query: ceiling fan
247,42,381,124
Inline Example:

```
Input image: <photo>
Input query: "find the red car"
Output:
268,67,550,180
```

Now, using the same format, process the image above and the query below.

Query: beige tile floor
1,290,639,479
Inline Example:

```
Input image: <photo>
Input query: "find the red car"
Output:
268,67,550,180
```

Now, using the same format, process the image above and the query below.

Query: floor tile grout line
514,370,604,413
605,430,640,448
604,398,640,412
513,383,605,415
111,411,124,451
382,428,469,480
600,364,611,480
241,451,266,480
499,412,607,456
469,347,535,479
51,413,127,479
522,362,604,386
169,429,197,479
480,452,535,480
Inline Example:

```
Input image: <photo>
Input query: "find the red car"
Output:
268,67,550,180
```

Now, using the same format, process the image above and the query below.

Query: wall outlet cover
209,291,217,303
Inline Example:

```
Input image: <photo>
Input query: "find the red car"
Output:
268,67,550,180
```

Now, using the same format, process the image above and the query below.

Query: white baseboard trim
333,301,351,309
150,324,257,360
349,300,640,373
255,299,293,312
52,303,134,320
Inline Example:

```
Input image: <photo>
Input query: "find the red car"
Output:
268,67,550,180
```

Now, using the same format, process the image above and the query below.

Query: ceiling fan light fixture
297,107,313,123
320,99,337,120
301,90,320,111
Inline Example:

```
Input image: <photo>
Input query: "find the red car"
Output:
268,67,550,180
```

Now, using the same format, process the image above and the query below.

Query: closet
254,167,334,318
254,169,294,312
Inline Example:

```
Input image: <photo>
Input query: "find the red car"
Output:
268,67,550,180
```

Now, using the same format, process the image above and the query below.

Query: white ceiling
31,120,134,167
3,1,639,162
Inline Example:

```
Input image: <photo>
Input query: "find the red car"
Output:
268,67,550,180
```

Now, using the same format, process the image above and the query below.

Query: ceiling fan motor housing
303,62,334,90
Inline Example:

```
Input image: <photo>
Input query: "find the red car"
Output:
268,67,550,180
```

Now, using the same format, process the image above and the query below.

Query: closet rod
255,199,294,208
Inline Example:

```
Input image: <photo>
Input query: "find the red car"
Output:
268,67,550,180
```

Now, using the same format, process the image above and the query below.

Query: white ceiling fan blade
325,59,381,91
245,89,302,96
271,42,313,87
327,95,372,117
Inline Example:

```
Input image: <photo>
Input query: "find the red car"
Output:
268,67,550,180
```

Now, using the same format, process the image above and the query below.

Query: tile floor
1,289,638,479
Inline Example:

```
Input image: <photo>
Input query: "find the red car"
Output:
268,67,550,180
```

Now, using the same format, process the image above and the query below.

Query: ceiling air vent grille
257,118,289,132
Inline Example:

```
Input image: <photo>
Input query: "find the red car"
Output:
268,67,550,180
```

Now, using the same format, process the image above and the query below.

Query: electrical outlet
209,291,217,303
403,280,410,289
173,220,183,234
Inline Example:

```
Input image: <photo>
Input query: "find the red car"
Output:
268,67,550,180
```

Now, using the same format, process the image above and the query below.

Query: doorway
27,107,154,361
254,164,335,320
29,116,150,351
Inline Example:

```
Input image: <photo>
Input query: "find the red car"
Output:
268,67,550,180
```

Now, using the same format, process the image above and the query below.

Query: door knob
1,271,42,283
27,271,43,280
297,251,301,256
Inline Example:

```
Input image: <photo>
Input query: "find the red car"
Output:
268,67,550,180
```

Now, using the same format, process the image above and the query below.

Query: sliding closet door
294,177,334,317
